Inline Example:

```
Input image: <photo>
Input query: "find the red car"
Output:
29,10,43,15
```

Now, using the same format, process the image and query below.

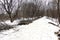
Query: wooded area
0,0,60,24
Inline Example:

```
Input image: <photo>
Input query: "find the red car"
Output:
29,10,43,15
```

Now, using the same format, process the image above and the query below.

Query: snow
3,17,34,25
0,16,59,40
4,20,20,25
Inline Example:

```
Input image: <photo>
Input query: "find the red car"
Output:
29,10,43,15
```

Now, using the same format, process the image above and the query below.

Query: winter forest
0,0,60,40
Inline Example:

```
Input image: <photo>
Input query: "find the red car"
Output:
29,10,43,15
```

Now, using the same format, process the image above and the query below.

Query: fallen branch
48,22,59,27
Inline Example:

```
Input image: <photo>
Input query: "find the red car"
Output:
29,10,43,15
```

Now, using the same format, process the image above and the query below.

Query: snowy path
0,17,59,40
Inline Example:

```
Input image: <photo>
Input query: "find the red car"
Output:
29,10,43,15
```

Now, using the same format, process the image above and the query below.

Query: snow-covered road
0,16,59,40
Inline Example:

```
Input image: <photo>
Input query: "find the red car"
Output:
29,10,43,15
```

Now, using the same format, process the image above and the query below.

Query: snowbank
4,20,20,25
0,16,59,40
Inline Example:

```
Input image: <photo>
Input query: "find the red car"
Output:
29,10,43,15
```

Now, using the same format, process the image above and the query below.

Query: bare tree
0,0,22,22
0,0,12,22
12,0,23,20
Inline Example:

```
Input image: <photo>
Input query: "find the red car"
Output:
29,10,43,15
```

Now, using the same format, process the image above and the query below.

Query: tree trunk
8,13,13,22
57,0,60,24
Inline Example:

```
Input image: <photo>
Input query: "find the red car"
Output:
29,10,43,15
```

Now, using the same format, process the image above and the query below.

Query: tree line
0,0,60,24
